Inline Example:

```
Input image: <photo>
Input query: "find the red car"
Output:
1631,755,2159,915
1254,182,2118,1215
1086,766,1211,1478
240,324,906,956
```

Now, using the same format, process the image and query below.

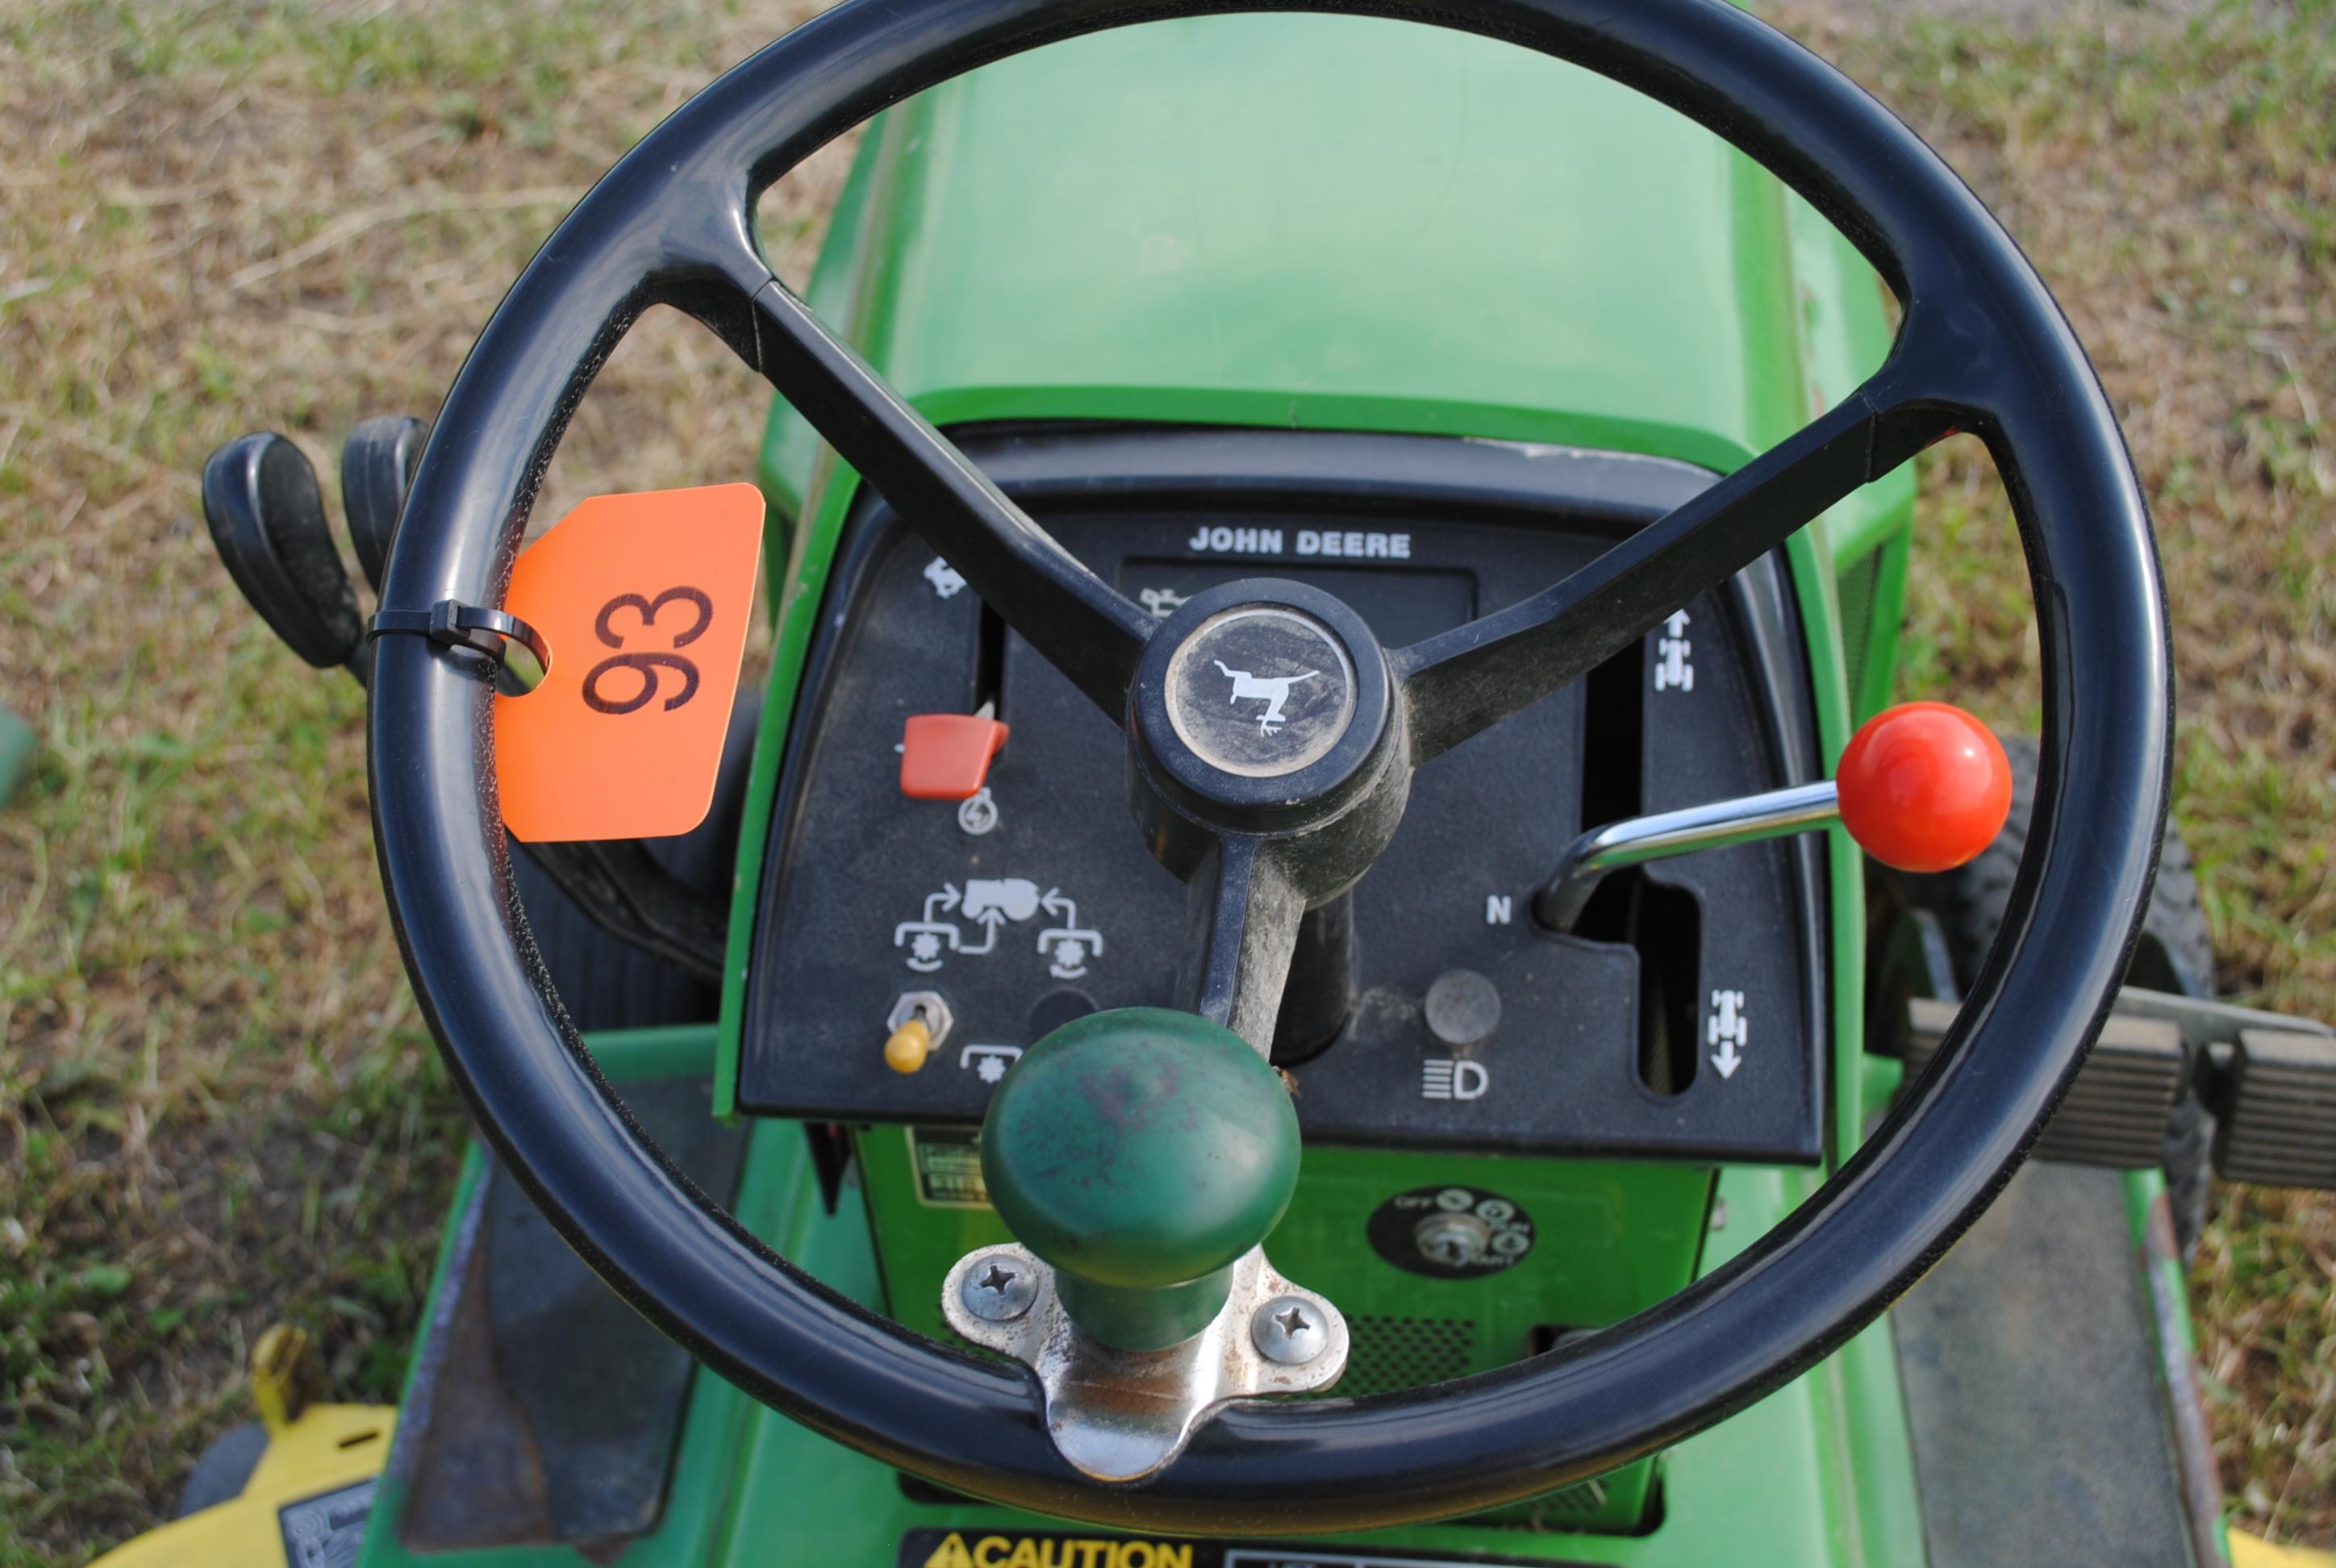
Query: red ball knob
1835,703,2013,874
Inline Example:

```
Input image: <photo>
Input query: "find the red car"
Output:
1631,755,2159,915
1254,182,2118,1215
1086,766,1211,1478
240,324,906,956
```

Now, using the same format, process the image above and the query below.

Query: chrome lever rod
1535,780,1839,931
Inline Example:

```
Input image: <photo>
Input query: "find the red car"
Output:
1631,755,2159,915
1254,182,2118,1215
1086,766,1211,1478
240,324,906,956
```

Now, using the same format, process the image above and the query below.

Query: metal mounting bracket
940,1244,1347,1483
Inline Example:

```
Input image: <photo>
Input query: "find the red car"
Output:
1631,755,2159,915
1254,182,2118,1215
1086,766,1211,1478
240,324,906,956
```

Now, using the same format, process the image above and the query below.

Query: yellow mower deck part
251,1322,316,1433
87,1403,394,1568
2234,1533,2336,1568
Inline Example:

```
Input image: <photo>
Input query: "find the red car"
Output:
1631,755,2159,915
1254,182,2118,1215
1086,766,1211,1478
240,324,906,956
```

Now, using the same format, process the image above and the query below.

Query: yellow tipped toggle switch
885,1018,932,1074
884,990,953,1074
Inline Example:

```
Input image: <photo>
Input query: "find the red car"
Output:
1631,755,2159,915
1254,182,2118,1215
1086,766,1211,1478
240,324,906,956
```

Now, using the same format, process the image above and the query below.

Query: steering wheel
370,0,2170,1533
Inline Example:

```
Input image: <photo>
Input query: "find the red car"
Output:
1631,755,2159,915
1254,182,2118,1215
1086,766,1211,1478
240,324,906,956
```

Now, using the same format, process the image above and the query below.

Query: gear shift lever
1537,702,2013,930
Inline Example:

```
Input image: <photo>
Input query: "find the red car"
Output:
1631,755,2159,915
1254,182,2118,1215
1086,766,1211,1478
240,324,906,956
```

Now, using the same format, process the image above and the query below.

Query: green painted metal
1856,532,1913,724
1859,1050,1907,1120
861,1124,1708,1533
764,19,1800,472
1782,184,1918,733
2122,1166,2235,1563
982,1009,1299,1349
353,1078,1921,1566
1785,191,1917,569
357,1025,784,1568
730,1158,1920,1563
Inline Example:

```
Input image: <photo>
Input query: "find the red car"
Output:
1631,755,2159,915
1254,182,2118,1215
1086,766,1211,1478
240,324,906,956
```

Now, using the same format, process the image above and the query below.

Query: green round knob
980,1007,1299,1350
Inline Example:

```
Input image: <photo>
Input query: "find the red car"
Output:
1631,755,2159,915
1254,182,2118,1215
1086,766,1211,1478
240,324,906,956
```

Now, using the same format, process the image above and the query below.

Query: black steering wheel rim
371,0,2170,1533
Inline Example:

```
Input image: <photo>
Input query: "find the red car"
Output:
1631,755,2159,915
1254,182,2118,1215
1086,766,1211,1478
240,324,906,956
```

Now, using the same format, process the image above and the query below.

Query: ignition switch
1368,1184,1537,1277
1413,1211,1491,1268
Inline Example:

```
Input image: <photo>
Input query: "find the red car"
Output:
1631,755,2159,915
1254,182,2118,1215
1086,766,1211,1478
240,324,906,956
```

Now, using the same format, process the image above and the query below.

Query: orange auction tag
496,483,763,842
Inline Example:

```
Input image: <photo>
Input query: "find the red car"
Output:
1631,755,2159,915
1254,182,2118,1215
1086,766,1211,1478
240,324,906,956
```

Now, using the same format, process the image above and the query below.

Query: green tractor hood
761,11,1900,544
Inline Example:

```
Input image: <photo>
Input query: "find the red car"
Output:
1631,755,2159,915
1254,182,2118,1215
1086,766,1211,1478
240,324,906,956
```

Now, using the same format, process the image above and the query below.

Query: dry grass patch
1,2,829,1559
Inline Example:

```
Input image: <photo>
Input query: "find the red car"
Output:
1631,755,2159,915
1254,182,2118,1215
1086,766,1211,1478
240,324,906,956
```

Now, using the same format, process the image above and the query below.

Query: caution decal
899,1528,1586,1568
910,1534,1191,1568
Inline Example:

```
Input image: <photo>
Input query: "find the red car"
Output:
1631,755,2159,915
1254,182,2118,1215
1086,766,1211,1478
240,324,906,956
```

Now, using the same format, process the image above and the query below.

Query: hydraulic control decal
893,879,1107,980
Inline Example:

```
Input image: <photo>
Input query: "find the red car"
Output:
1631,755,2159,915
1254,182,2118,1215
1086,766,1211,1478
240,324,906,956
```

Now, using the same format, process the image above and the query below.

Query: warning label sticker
908,1126,991,1208
279,1477,375,1568
899,1529,1587,1568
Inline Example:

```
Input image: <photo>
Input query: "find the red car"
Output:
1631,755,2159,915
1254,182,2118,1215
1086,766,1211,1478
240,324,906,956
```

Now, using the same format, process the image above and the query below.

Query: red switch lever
900,713,1010,801
1835,701,2013,874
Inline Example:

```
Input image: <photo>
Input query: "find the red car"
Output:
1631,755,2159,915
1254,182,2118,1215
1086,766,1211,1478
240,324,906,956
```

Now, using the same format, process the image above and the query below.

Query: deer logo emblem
1212,660,1319,736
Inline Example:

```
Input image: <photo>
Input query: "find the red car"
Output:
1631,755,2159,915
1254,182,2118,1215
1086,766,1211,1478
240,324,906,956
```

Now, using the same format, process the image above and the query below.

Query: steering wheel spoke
736,278,1154,718
1175,836,1308,1057
1392,348,1965,763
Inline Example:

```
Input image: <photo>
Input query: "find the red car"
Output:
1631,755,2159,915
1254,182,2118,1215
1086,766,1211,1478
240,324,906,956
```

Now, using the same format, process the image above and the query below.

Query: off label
1366,1184,1535,1278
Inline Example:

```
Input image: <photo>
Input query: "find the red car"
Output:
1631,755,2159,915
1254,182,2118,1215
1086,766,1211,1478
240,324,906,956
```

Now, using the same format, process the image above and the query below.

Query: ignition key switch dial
1369,1184,1537,1277
1414,1211,1492,1268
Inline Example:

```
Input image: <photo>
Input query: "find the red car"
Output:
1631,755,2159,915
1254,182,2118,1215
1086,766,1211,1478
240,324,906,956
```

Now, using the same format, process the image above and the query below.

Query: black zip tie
369,599,550,696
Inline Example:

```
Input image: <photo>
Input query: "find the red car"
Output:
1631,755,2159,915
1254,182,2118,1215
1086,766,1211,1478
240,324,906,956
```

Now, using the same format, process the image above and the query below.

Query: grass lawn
2,0,2330,1560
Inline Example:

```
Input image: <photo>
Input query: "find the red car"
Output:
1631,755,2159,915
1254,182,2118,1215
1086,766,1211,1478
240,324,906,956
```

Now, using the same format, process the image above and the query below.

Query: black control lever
201,433,365,670
341,415,430,594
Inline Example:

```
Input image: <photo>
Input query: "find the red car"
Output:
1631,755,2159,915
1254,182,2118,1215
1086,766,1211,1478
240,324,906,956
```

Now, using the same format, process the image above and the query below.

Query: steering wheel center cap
1131,578,1402,880
1164,607,1357,779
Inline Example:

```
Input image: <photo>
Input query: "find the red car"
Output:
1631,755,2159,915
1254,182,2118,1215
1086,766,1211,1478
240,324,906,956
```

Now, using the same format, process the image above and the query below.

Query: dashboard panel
737,427,1827,1164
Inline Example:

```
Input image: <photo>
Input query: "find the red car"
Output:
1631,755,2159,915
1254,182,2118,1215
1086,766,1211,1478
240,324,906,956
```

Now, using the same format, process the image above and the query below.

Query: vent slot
1306,1315,1478,1398
1835,548,1884,709
1475,1477,1614,1528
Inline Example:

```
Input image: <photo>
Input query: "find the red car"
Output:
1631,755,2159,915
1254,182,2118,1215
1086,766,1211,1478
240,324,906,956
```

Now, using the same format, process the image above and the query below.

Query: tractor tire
1913,736,2217,1257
